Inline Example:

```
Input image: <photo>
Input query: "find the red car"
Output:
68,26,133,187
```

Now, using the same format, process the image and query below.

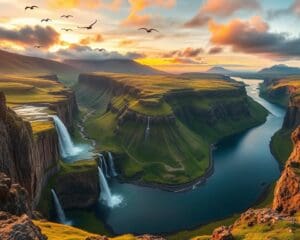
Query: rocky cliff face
283,101,300,129
0,90,78,206
273,127,300,214
54,169,99,209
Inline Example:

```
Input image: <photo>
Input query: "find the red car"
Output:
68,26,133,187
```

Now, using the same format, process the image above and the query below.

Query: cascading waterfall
52,115,82,158
99,154,110,178
97,166,123,208
108,152,118,177
145,116,151,140
51,189,71,225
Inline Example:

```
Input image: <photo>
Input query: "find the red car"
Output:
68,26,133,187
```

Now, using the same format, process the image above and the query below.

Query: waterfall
51,189,71,225
99,154,110,178
52,115,81,158
108,152,118,177
98,166,123,208
145,116,151,140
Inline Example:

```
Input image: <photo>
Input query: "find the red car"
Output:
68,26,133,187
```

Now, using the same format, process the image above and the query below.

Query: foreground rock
0,172,31,217
0,211,46,240
273,127,300,214
211,226,233,240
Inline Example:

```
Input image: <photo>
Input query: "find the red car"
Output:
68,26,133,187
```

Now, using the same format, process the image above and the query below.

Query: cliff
0,89,78,206
54,168,99,209
273,127,300,214
283,98,300,129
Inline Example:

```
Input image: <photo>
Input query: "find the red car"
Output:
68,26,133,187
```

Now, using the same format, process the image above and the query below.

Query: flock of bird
25,5,159,50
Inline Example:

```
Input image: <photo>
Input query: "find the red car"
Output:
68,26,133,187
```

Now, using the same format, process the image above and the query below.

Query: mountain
64,59,165,75
0,49,76,74
206,66,233,75
258,64,300,76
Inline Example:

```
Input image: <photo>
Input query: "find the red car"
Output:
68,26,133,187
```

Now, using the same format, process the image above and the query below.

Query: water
108,152,118,177
70,79,285,234
145,116,150,140
51,189,72,225
98,166,123,208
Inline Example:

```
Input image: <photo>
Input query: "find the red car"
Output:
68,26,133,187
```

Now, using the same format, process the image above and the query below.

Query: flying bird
41,18,51,22
25,5,38,10
34,45,42,48
61,28,73,32
77,20,97,30
138,28,159,33
61,15,73,18
95,48,105,52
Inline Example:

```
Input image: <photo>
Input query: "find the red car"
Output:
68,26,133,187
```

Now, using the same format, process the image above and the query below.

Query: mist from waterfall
52,115,82,158
98,156,123,208
51,189,71,225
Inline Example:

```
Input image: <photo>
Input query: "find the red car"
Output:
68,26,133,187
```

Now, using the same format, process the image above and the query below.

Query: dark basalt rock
0,211,46,240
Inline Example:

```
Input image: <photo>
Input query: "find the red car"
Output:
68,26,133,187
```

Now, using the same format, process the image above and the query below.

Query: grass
31,121,54,134
166,215,239,240
271,129,293,166
76,72,268,185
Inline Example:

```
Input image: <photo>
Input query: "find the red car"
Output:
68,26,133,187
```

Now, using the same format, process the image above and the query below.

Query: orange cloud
208,16,300,59
47,0,122,10
202,0,260,17
79,34,104,45
119,39,136,47
122,0,176,26
184,0,260,28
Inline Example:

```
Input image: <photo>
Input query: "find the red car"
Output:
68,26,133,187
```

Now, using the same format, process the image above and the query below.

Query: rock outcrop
211,226,233,240
54,169,99,209
0,211,46,240
0,172,31,217
273,127,300,214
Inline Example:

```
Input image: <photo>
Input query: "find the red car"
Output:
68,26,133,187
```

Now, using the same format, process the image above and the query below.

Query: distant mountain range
64,59,164,75
0,49,163,75
0,49,76,74
206,64,300,79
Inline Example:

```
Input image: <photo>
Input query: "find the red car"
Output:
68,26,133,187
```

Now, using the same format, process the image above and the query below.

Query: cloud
184,0,260,28
118,39,136,47
0,25,60,48
209,16,300,59
122,0,176,26
208,46,223,54
162,47,204,58
47,0,122,10
268,0,300,19
79,34,104,45
54,43,144,60
170,57,201,65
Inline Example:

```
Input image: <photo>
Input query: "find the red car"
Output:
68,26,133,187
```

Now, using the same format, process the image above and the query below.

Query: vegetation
271,129,293,166
76,72,268,184
0,74,72,134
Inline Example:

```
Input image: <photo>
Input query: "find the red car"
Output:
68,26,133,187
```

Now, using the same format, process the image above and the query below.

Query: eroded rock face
0,211,46,240
54,169,99,209
273,127,300,214
211,226,233,240
0,172,31,217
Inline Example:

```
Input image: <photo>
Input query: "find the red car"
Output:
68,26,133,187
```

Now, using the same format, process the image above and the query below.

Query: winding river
70,79,285,235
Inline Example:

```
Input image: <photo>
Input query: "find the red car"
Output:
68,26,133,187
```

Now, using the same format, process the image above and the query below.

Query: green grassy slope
76,72,268,185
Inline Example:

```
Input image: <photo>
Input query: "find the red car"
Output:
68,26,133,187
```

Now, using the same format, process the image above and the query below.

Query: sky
1,0,300,73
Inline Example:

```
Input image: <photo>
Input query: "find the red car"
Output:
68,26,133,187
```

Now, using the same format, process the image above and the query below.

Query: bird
61,15,73,18
61,28,73,32
95,48,105,52
41,18,51,22
34,45,42,48
138,28,159,33
25,5,38,10
77,20,97,30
